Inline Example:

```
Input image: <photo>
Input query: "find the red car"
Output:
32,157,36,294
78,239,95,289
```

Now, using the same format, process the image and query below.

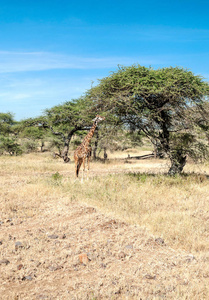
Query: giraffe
74,115,105,181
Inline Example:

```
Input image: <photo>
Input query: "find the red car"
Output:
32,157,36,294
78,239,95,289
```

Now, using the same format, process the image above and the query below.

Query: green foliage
29,96,106,161
20,126,44,139
127,172,208,186
21,140,38,153
0,112,14,123
0,136,22,155
44,97,96,132
0,112,15,135
48,136,63,153
90,65,209,126
94,65,208,100
128,172,148,183
51,172,63,185
89,65,209,173
170,132,209,162
0,113,23,155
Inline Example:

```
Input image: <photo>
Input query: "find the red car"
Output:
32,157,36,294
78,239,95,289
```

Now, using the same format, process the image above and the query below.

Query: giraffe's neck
82,122,97,147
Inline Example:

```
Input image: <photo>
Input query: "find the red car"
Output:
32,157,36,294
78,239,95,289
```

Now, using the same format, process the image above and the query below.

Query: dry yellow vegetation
0,152,209,299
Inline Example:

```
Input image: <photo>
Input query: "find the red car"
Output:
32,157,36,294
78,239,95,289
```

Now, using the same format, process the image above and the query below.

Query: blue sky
0,0,209,121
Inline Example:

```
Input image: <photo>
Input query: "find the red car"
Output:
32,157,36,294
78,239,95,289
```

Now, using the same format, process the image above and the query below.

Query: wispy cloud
0,73,93,120
125,26,209,43
0,51,164,73
0,49,208,120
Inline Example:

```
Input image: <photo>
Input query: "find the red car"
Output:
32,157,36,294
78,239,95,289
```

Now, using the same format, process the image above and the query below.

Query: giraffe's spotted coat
74,115,105,179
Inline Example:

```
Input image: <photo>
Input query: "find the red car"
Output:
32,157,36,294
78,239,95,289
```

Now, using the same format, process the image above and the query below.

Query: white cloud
2,49,207,75
0,51,164,73
0,49,208,120
127,26,209,42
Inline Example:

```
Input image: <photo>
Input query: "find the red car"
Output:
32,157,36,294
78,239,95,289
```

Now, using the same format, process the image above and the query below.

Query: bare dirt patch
1,202,208,299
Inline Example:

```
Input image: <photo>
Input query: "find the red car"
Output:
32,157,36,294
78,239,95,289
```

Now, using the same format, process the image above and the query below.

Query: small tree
0,136,22,155
0,112,15,135
19,125,47,152
25,97,98,162
89,65,209,174
0,112,22,155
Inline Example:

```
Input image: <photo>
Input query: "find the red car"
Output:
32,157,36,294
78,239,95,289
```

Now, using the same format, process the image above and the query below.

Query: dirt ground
1,201,206,300
0,154,209,299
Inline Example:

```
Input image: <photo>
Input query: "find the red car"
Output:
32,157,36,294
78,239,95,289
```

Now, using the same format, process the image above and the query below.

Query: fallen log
126,153,154,160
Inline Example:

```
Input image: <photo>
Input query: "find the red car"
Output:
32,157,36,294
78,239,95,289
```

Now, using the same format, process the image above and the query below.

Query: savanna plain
0,148,209,299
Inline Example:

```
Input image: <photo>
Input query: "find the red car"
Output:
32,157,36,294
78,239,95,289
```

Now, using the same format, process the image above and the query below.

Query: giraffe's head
92,115,105,124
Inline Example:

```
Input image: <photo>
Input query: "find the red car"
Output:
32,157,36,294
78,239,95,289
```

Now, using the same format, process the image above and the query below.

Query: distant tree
197,102,209,144
0,136,22,155
0,112,22,155
25,97,100,162
91,126,143,160
0,112,15,135
48,136,64,156
89,65,209,174
19,125,47,152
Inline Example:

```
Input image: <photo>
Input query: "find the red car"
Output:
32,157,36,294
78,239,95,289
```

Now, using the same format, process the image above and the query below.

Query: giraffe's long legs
75,158,78,177
74,156,82,178
73,115,104,181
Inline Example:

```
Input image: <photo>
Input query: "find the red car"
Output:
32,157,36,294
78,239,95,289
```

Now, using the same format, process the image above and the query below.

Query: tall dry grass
63,172,208,255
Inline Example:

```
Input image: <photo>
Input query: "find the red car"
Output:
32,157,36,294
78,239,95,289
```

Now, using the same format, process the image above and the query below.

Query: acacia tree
0,112,22,155
89,65,209,174
0,112,15,134
25,97,97,162
19,125,47,152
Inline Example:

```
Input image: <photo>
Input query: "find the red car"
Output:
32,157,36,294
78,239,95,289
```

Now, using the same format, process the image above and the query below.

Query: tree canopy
25,97,102,161
0,112,22,155
89,65,209,174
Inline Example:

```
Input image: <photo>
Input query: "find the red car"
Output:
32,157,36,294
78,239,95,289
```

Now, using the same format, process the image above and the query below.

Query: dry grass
0,152,209,299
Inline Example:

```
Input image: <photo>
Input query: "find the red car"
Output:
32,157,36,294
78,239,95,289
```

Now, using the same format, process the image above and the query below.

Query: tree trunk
61,141,70,163
60,129,81,163
104,147,107,161
40,140,44,152
49,126,85,163
153,142,165,159
168,152,187,175
93,130,99,160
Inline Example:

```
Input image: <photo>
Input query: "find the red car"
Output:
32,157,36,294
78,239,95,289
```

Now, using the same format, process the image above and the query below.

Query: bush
0,136,22,156
22,140,38,153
